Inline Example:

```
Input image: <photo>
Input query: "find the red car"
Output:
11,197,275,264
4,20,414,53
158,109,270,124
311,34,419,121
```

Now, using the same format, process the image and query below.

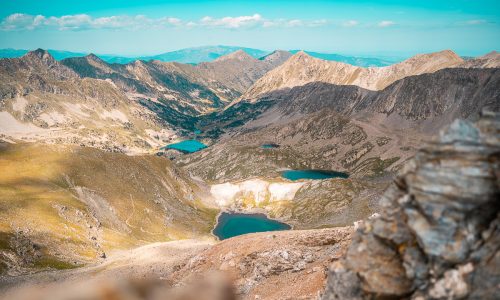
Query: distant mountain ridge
289,50,396,67
5,46,484,67
238,50,465,101
141,45,269,64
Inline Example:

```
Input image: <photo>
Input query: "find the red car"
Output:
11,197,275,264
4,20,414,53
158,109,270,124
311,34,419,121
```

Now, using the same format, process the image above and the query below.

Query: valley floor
0,227,352,300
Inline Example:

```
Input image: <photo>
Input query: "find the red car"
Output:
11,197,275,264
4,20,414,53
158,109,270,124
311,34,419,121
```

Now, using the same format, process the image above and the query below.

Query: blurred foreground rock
4,273,236,300
322,111,500,299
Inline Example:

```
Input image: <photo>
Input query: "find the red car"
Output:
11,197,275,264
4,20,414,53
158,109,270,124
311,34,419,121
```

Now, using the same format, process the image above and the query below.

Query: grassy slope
0,142,217,276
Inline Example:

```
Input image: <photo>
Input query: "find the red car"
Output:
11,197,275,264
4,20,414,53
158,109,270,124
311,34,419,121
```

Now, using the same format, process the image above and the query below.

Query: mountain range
0,45,499,299
0,45,399,66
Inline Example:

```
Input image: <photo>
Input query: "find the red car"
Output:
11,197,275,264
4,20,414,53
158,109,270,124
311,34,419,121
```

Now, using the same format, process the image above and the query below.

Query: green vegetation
34,256,81,270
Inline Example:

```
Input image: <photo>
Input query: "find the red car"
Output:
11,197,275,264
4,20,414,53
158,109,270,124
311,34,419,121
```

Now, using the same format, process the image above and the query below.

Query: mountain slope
192,50,292,93
0,49,177,153
0,142,217,276
240,50,464,101
61,55,227,115
186,68,499,186
61,49,292,118
460,50,500,68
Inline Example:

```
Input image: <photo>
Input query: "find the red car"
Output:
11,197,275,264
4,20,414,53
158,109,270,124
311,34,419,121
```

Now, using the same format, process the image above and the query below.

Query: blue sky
0,0,498,57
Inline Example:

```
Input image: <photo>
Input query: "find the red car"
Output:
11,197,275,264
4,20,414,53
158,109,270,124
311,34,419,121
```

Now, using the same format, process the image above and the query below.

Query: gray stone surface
322,111,500,299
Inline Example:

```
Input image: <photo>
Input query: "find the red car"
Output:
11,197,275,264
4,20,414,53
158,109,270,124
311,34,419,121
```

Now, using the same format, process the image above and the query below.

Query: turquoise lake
261,143,280,149
162,140,207,153
281,170,349,181
213,212,291,240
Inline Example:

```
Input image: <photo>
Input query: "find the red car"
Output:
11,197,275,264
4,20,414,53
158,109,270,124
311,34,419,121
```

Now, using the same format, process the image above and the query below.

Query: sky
0,0,499,57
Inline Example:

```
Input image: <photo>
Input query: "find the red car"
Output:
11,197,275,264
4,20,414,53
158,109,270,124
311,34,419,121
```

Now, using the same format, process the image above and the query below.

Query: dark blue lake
281,170,349,181
213,212,291,240
162,140,207,153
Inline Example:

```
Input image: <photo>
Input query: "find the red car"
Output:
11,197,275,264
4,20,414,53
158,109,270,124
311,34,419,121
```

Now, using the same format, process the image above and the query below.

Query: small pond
261,143,280,149
162,140,207,153
213,212,291,240
281,169,349,181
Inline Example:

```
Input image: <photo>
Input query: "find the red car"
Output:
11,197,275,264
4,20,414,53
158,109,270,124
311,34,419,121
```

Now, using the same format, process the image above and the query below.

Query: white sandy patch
62,103,90,118
211,179,305,207
211,183,241,206
101,109,129,123
269,182,305,201
0,111,46,134
144,128,176,147
12,96,28,113
39,112,67,126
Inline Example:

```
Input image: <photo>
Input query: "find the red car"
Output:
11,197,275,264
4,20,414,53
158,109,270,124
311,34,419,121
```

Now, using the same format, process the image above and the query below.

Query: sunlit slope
0,142,217,276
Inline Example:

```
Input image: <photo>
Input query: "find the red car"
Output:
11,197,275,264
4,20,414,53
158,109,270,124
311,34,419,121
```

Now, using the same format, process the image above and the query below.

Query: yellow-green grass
0,142,217,275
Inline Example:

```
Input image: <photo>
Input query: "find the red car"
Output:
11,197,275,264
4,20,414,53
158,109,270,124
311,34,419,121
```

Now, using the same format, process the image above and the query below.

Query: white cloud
0,13,330,31
0,13,183,31
199,14,263,29
342,20,359,27
378,20,395,27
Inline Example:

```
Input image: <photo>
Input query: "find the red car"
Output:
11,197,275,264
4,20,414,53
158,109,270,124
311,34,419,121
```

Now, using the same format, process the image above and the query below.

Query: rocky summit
322,111,500,300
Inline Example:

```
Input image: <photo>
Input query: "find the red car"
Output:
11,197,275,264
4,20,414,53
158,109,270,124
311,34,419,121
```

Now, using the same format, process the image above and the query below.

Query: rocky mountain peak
215,49,255,62
86,53,103,62
261,50,293,67
460,50,500,68
322,111,500,299
289,50,314,62
405,49,463,66
24,48,56,64
483,50,498,57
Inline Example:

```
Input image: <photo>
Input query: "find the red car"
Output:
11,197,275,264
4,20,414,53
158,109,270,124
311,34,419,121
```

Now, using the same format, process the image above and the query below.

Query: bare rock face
322,111,500,299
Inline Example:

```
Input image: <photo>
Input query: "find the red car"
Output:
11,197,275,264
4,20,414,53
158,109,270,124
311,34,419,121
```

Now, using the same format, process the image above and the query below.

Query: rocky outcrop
322,111,500,299
170,227,353,299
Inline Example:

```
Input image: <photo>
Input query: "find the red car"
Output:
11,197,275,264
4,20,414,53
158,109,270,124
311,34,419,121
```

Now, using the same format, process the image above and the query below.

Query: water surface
261,143,280,149
281,169,349,181
213,212,291,240
162,140,207,153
